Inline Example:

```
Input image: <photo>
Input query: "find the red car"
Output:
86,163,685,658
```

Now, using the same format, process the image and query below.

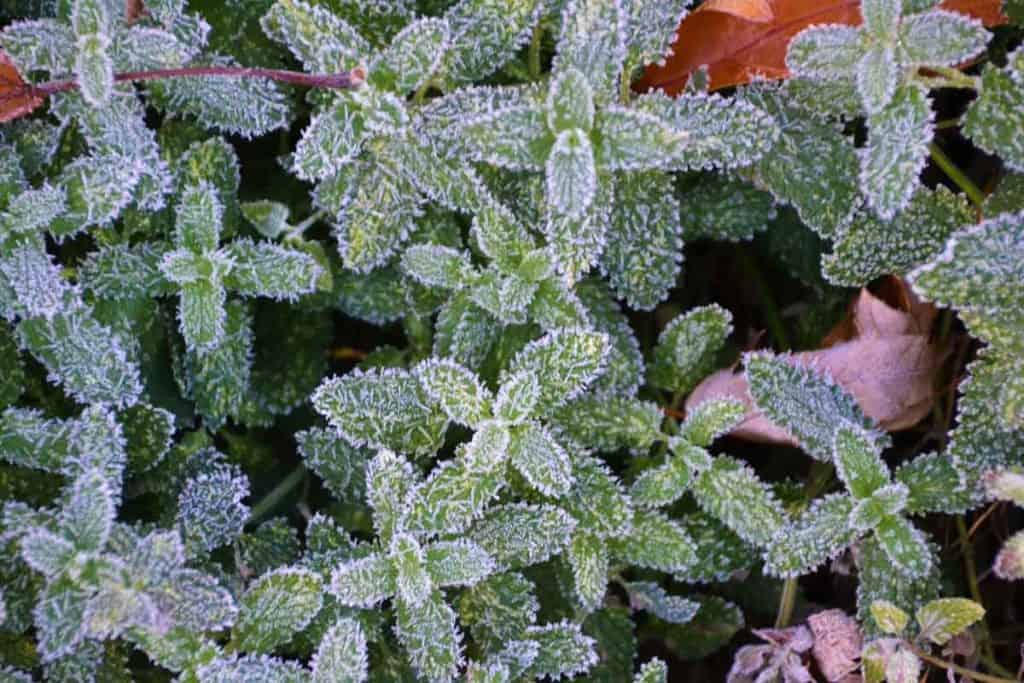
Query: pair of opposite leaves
638,0,1007,94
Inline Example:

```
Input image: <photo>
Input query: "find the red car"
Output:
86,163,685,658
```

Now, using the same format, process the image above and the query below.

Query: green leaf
78,243,170,301
74,33,114,108
964,64,1024,172
692,456,786,547
915,598,985,646
786,24,864,79
508,422,572,496
554,0,626,102
523,620,598,680
764,494,860,577
20,528,75,579
596,107,686,171
505,327,609,412
547,128,597,219
59,469,115,552
330,553,397,608
402,244,476,291
425,539,496,588
870,600,909,634
899,10,989,66
233,567,324,654
649,304,732,394
633,658,668,683
311,618,368,683
34,577,90,662
679,399,746,448
460,570,540,651
568,532,608,611
823,187,974,286
600,171,682,310
550,396,662,454
197,654,310,683
393,533,433,608
677,173,774,242
241,201,290,240
546,68,595,133
439,0,544,87
403,428,507,537
313,367,449,456
856,43,898,114
608,509,696,573
470,503,576,571
629,455,691,509
834,423,890,498
364,448,418,544
560,457,633,539
372,17,449,94
177,459,250,555
895,451,968,515
395,590,463,683
873,515,933,579
856,534,941,637
260,0,367,72
745,352,884,461
626,582,700,625
223,239,323,301
459,106,551,171
861,86,933,220
545,174,613,285
622,0,689,68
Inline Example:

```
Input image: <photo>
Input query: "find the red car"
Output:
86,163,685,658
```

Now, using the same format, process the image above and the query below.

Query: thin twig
910,646,1019,683
247,465,306,525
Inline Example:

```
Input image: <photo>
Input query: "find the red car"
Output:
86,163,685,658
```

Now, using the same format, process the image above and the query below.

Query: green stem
736,248,791,351
285,208,326,241
924,65,982,90
911,647,1018,683
528,24,543,81
774,577,799,628
247,465,306,524
929,142,986,210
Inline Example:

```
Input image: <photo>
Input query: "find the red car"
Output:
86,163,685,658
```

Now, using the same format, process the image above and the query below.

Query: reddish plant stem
28,64,366,99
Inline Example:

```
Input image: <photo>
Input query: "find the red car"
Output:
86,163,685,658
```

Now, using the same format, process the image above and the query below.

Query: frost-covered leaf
856,43,898,115
872,515,932,579
403,429,507,537
365,448,419,544
764,494,860,577
223,239,323,301
692,456,786,547
75,33,114,108
177,459,250,555
596,106,686,171
601,171,682,310
633,658,668,683
292,98,366,182
545,174,613,285
629,455,691,509
964,64,1024,172
395,590,463,683
260,0,367,72
312,367,448,455
148,58,291,139
426,539,496,588
372,17,449,94
554,0,626,102
561,457,632,539
823,187,973,286
0,19,75,75
626,582,700,625
311,618,368,683
402,244,476,291
458,106,550,171
330,553,397,608
900,10,989,66
20,528,75,578
649,305,731,394
609,509,696,573
622,0,688,68
34,577,89,662
568,532,608,611
233,567,323,653
834,423,890,499
392,533,434,609
507,422,572,497
547,68,595,134
59,468,115,552
678,173,775,242
550,396,662,454
546,128,597,220
856,534,940,637
519,620,596,680
0,243,71,320
470,503,576,571
745,352,882,462
78,243,170,301
197,654,309,683
679,399,746,448
415,358,493,427
860,86,933,220
505,328,609,412
459,571,539,651
786,24,864,79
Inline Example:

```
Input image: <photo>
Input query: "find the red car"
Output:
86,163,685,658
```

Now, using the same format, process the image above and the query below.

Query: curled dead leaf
637,0,1007,94
0,50,44,124
808,609,863,682
685,277,947,446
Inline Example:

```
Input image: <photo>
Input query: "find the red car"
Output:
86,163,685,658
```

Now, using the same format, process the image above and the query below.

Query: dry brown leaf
808,609,863,682
125,0,146,24
636,0,1007,95
685,277,946,445
0,50,44,124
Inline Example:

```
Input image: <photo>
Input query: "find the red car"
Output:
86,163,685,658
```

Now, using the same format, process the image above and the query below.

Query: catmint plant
0,0,1021,680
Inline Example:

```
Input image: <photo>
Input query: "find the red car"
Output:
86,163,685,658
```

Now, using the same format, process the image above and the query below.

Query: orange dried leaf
685,277,947,446
637,0,1006,95
0,50,44,124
